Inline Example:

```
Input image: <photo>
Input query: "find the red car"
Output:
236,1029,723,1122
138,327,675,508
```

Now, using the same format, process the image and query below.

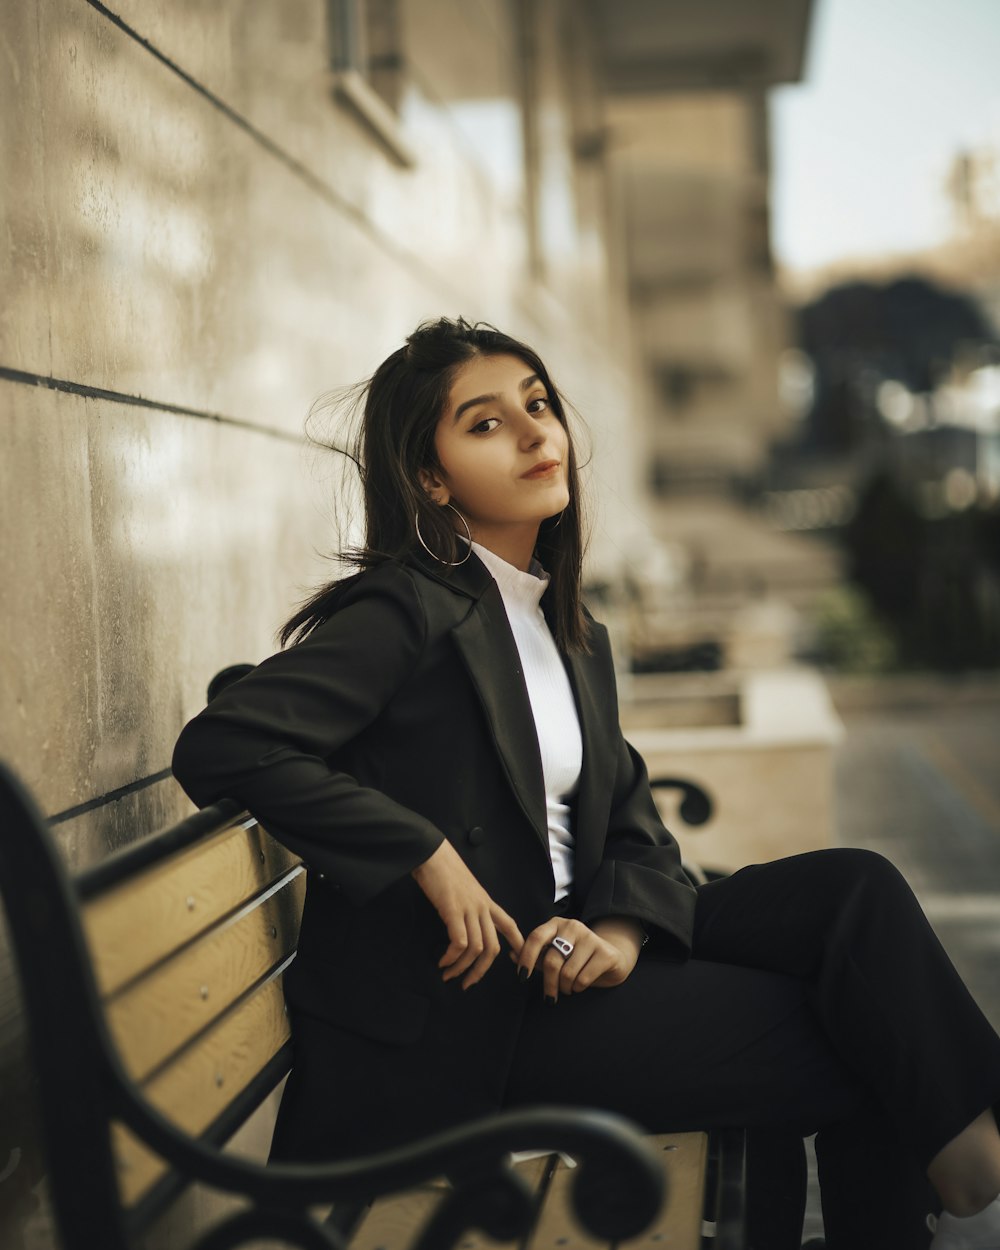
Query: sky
769,0,1000,275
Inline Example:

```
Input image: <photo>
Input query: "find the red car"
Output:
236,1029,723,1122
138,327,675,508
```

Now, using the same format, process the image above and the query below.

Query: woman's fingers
459,918,502,989
516,919,626,1002
413,840,520,984
492,905,525,959
558,946,619,997
438,914,472,971
516,919,562,980
443,908,522,987
541,935,588,1001
542,943,610,1002
541,946,567,1002
441,911,486,980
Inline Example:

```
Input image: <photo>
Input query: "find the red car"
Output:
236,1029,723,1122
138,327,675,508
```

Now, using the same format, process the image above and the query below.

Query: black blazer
170,548,697,1159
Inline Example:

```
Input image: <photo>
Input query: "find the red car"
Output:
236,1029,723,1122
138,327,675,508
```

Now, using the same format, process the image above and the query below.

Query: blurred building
589,1,809,489
587,0,841,660
0,2,816,1245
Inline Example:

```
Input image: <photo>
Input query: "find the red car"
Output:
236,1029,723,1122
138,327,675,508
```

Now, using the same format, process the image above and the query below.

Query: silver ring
550,936,574,958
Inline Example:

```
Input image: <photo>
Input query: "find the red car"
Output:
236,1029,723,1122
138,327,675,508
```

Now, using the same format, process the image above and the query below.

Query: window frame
327,0,415,168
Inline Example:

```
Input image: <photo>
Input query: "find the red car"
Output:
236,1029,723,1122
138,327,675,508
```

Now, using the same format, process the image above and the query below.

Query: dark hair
278,316,591,651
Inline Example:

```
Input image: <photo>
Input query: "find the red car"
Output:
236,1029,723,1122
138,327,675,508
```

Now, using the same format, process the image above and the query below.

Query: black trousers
503,848,1000,1250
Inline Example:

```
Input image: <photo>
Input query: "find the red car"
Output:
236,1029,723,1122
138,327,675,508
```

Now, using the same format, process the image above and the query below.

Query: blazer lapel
450,585,551,856
559,637,618,867
409,547,619,871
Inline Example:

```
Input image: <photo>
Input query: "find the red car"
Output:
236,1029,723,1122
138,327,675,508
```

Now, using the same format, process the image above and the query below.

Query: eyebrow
451,373,543,424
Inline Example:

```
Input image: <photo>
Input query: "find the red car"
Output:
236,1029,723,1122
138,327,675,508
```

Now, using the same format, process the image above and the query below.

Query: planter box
621,669,843,872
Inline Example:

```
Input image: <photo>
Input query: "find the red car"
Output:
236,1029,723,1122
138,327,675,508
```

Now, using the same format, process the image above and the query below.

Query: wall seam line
48,767,174,825
0,365,306,443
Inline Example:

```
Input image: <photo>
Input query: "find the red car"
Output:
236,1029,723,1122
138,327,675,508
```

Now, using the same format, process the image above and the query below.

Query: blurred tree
784,274,1000,670
844,472,1000,669
795,274,997,450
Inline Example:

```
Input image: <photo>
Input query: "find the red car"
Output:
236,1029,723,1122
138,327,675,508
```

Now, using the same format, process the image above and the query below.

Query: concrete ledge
825,671,1000,715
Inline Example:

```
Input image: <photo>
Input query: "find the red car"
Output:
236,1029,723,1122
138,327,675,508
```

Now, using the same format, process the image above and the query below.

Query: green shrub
811,585,899,673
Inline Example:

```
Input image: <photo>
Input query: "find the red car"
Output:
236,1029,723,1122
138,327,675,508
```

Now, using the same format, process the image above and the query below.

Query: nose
515,410,545,449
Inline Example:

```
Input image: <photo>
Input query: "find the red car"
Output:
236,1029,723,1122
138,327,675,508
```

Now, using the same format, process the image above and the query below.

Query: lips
521,460,561,480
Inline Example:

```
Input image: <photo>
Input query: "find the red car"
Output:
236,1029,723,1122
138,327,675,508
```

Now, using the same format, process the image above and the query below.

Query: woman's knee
818,846,910,899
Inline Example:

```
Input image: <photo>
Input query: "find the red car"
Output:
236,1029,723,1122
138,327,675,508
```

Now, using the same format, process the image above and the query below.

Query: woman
172,316,1000,1249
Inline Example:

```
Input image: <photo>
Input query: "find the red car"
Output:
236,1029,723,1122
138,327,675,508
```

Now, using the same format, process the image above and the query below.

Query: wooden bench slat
112,971,291,1205
82,820,300,994
350,1156,551,1250
526,1132,707,1250
106,869,305,1082
615,1133,708,1250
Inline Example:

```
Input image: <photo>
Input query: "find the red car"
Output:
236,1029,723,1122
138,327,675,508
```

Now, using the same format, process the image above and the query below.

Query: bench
0,756,747,1250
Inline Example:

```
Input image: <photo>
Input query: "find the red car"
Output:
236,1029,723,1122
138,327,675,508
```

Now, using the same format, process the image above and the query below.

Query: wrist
591,916,646,960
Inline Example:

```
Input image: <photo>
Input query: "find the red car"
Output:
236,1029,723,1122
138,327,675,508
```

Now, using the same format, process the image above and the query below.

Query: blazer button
467,825,486,847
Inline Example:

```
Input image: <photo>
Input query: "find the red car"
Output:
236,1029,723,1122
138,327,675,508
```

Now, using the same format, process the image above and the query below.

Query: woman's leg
692,849,1000,1166
504,952,899,1249
744,1126,809,1249
693,849,1000,1221
507,847,1000,1246
814,1110,938,1247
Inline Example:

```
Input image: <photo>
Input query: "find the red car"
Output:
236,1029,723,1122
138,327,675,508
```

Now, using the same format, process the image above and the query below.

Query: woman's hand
513,916,645,1003
411,840,524,989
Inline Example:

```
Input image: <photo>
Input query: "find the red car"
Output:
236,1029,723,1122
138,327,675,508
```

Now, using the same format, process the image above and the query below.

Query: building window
327,0,414,166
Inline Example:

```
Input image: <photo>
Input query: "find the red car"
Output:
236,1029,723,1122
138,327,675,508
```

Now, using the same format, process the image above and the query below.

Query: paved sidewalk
802,689,1000,1239
833,695,1000,1030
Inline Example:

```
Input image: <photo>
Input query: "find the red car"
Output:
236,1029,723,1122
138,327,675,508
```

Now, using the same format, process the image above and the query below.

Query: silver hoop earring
414,502,472,566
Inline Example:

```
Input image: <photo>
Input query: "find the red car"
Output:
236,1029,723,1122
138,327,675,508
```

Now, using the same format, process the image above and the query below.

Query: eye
527,396,550,414
470,416,501,434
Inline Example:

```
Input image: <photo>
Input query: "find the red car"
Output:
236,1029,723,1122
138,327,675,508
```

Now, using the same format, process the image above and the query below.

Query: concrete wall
0,2,641,1243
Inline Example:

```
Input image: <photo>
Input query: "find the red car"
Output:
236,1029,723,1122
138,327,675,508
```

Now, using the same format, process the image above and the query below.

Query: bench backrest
0,762,304,1247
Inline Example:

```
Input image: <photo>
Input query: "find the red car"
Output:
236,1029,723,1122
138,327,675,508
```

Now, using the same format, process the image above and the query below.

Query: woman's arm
171,563,444,906
172,562,524,980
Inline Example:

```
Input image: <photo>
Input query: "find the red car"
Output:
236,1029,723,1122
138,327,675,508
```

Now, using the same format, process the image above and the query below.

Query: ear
417,467,450,507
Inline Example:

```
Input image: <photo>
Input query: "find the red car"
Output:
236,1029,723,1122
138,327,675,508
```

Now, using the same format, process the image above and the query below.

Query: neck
466,523,540,572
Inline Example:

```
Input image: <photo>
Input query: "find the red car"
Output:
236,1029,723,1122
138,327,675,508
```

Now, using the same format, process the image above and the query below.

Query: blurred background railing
2,1,998,1245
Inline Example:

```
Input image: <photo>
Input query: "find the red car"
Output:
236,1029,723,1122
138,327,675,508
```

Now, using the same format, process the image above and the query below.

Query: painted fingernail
518,966,529,981
545,995,557,1006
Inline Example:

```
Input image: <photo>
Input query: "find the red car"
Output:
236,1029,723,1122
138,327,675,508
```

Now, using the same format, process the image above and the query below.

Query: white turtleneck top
470,541,583,900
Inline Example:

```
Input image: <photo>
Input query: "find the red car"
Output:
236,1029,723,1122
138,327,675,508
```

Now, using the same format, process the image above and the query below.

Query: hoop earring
414,502,472,566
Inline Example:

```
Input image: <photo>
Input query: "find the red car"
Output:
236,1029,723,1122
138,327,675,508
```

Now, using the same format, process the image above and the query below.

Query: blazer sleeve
170,562,444,906
578,730,698,955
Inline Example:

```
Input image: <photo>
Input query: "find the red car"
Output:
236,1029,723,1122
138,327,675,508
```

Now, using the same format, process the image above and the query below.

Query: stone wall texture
0,2,639,1244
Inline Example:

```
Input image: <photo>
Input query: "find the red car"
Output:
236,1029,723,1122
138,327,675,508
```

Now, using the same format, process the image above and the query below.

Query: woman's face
420,353,570,538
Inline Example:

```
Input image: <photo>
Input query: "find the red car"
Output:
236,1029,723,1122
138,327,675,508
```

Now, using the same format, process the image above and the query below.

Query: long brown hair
278,316,591,651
